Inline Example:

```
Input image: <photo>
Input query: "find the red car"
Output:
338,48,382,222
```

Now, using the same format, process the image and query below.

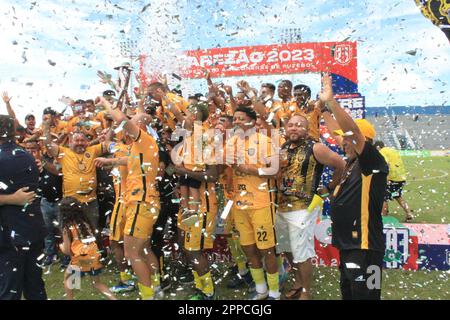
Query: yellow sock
138,282,154,300
249,268,265,285
267,272,280,293
151,273,160,289
237,261,247,274
199,271,214,296
193,270,203,291
120,271,132,283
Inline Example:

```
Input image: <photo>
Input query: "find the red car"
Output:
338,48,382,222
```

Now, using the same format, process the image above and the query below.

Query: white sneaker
250,291,269,300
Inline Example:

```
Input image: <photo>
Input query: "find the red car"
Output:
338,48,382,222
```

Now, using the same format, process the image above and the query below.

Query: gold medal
78,163,86,171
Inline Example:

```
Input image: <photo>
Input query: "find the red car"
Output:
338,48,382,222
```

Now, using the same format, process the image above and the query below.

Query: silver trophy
114,62,133,112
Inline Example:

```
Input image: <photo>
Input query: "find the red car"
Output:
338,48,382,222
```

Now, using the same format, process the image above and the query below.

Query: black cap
74,99,85,105
103,90,116,97
172,88,182,96
43,107,57,116
25,114,35,120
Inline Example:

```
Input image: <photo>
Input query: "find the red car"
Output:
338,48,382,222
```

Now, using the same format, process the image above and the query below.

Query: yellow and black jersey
126,129,160,209
278,140,324,212
330,142,388,252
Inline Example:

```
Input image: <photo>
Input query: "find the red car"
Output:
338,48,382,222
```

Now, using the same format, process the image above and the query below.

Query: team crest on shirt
85,152,91,158
247,148,255,156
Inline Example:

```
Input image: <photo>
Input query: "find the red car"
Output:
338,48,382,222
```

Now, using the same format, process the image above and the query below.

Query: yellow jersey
58,144,104,203
379,147,406,182
158,92,189,130
273,99,299,127
227,131,277,210
296,103,321,142
126,129,160,208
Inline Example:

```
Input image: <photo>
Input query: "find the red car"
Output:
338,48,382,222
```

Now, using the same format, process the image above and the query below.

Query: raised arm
95,97,140,140
313,143,345,190
2,91,20,126
318,74,365,154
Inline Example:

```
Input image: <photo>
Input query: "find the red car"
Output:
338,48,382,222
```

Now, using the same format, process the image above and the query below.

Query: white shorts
275,207,320,263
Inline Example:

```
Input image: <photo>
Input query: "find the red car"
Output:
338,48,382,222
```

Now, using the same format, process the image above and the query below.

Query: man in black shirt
319,75,388,300
24,140,63,266
0,115,47,300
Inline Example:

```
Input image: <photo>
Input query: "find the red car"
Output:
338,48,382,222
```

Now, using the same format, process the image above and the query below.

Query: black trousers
97,190,115,231
0,242,47,300
151,199,179,273
339,249,383,300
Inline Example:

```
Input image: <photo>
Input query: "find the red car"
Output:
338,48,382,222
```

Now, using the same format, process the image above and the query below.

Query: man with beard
43,122,111,229
277,114,345,300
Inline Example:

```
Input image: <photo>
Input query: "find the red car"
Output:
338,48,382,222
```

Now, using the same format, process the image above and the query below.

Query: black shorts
384,181,405,201
179,175,201,189
339,249,383,300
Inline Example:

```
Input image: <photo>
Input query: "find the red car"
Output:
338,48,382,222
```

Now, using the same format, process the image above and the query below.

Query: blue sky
1,0,449,123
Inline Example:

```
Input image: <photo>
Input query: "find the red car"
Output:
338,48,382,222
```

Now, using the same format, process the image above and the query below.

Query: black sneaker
242,271,256,293
227,273,245,288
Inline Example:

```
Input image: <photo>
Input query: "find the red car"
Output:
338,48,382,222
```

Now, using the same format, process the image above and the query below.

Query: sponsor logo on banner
334,44,353,65
383,228,410,269
335,94,365,119
314,218,333,245
178,42,358,84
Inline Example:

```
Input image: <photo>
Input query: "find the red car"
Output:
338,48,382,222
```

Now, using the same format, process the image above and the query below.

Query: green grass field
386,156,449,224
43,156,450,300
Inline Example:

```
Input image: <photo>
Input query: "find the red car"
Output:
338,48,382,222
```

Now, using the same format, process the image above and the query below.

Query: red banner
180,42,358,84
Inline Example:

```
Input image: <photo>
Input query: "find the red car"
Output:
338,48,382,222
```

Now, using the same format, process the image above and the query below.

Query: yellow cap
333,119,376,140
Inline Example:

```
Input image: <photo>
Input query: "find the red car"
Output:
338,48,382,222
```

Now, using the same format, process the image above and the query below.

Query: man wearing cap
96,91,116,129
318,74,388,300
